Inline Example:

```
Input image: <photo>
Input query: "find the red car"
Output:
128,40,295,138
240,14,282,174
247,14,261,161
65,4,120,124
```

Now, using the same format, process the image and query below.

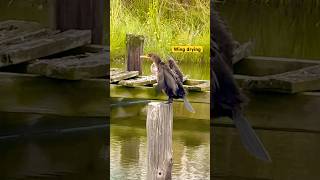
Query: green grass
110,0,210,64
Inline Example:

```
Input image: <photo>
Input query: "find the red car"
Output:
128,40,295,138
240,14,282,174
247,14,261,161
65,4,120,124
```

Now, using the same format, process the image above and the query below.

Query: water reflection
0,114,108,180
216,1,320,59
110,116,210,180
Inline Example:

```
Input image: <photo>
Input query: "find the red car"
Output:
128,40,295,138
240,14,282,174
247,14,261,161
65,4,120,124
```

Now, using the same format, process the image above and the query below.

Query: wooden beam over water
27,52,109,80
0,72,108,117
236,65,320,93
110,84,210,104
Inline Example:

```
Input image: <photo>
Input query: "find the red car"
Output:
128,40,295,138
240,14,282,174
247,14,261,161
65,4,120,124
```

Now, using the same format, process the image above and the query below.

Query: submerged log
147,102,173,180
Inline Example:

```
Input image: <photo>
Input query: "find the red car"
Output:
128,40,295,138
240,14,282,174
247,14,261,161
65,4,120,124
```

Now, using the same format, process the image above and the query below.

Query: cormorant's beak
140,55,151,60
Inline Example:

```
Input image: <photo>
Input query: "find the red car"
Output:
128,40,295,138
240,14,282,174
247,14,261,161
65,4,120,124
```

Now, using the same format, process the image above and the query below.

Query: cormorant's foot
166,98,173,104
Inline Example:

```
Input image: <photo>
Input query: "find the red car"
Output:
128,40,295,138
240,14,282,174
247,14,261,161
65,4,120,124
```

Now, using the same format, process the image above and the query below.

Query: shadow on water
110,99,210,180
0,113,109,180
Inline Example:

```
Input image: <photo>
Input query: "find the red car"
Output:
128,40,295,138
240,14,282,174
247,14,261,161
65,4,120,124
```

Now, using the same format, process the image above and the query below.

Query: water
110,106,210,179
0,113,109,179
216,0,320,60
0,0,50,26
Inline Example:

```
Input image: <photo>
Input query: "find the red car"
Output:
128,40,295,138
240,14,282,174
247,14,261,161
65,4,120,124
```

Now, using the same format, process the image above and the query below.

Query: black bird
211,11,271,162
140,53,195,113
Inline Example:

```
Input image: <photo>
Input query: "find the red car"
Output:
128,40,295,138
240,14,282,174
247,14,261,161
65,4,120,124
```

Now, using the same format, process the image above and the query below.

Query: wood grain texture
147,102,173,180
0,30,91,67
55,0,105,44
126,34,144,75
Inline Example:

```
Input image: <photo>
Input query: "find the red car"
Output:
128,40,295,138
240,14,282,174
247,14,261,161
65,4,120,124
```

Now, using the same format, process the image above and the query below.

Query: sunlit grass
110,0,210,64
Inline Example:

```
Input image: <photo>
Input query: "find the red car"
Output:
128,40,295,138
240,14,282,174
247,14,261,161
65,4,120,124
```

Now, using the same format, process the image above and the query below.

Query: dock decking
110,68,210,103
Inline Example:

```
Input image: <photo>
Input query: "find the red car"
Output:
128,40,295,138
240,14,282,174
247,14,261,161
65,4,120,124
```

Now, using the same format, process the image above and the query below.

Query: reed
110,0,210,63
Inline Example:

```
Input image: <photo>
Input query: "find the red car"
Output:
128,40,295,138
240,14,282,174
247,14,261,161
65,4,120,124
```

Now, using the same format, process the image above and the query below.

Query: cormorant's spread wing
163,65,179,95
156,63,178,96
168,57,184,82
157,63,165,90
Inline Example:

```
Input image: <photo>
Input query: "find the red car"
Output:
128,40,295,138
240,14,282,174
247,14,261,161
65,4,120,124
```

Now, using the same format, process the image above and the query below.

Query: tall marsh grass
110,0,210,64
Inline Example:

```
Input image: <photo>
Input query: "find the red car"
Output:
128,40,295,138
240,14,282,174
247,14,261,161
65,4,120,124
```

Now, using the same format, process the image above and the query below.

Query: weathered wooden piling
126,34,144,75
147,102,173,180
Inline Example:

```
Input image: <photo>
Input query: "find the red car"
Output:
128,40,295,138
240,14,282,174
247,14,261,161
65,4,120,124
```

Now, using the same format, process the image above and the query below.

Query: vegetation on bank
110,0,210,63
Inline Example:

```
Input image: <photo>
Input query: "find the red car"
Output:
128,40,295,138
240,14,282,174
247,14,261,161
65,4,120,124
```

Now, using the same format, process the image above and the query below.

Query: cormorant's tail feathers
183,98,195,113
232,110,271,162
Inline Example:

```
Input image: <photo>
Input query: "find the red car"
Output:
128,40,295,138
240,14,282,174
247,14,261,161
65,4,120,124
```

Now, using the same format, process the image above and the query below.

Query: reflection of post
147,102,173,180
126,34,144,75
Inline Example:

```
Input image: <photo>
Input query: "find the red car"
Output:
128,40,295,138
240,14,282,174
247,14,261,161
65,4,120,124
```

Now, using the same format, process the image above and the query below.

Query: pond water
0,113,109,179
110,103,210,180
216,0,320,60
0,0,51,27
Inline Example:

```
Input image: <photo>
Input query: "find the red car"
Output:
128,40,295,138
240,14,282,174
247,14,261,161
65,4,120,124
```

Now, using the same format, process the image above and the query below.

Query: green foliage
110,0,210,63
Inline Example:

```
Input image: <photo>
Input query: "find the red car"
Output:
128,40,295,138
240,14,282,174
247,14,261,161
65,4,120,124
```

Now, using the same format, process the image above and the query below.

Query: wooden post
55,0,106,44
126,34,144,75
147,102,173,180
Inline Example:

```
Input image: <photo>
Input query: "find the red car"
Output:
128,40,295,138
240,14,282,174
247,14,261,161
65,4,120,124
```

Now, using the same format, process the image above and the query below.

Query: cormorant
211,11,271,162
140,53,195,113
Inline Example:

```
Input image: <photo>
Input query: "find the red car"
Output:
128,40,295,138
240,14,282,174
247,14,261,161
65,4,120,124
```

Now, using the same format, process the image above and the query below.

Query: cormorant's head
140,53,162,64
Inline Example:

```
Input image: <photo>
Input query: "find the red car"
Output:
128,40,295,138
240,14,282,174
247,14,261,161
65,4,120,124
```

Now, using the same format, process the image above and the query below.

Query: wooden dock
234,56,320,93
0,20,109,118
110,68,210,103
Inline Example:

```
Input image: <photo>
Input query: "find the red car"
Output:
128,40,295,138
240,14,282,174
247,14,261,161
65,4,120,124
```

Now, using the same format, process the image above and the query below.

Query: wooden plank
0,30,92,68
212,126,320,180
27,52,109,80
185,79,209,85
110,68,123,76
183,85,202,92
232,41,253,64
111,71,139,83
0,72,108,117
193,82,210,91
147,102,173,180
118,76,157,87
242,65,320,93
111,84,210,103
0,29,54,47
0,20,44,44
234,56,320,76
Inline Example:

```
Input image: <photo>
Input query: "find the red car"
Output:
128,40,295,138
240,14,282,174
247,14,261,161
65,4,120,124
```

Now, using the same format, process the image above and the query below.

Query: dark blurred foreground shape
211,0,320,180
0,0,110,179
